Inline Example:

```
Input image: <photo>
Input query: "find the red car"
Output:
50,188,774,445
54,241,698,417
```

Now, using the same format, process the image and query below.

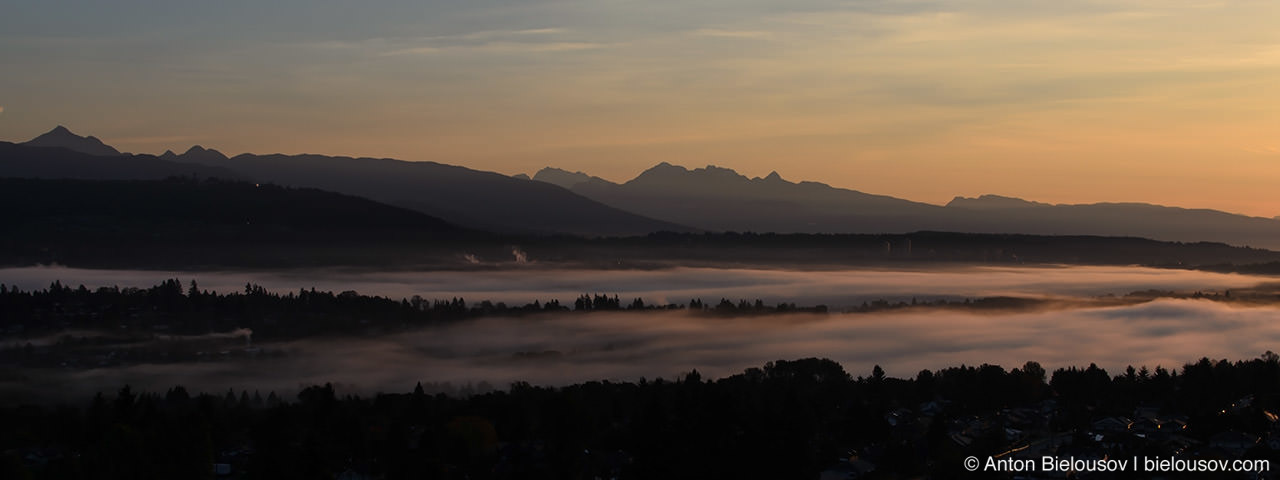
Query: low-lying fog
0,264,1268,308
2,265,1278,403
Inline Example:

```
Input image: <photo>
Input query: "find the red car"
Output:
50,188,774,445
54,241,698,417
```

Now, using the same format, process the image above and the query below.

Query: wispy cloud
690,28,774,39
423,27,567,42
381,41,606,56
299,28,608,57
294,28,595,57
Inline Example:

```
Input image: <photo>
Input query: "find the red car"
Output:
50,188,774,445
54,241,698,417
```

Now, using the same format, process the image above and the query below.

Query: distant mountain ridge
2,126,689,237
0,140,241,181
543,162,946,233
535,163,1280,248
946,195,1053,210
8,125,1280,247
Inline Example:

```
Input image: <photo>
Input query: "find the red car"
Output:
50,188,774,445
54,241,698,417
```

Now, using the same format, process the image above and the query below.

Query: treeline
0,280,828,345
4,355,1280,479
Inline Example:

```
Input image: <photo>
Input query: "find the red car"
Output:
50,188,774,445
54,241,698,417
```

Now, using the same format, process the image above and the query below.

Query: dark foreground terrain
4,282,1280,478
4,355,1280,479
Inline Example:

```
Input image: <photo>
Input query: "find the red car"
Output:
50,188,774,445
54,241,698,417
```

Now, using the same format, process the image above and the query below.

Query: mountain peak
626,162,764,191
179,145,228,162
533,167,594,189
644,162,687,173
946,194,1052,209
764,171,783,181
23,126,122,157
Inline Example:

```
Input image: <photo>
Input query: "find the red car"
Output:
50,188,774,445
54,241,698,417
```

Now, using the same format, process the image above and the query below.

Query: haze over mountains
6,125,1280,248
531,164,1280,249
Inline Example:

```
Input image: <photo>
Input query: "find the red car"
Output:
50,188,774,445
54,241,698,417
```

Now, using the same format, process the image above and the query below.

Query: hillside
0,177,480,268
0,141,240,181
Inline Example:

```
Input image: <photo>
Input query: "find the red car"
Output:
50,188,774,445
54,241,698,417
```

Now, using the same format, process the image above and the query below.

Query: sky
2,0,1278,216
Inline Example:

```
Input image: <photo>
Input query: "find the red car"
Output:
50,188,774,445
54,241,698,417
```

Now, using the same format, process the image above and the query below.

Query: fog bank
5,298,1279,403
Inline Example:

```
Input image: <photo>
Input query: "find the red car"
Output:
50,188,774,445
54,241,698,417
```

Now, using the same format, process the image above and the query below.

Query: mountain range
531,165,1280,249
6,125,1280,248
2,127,688,237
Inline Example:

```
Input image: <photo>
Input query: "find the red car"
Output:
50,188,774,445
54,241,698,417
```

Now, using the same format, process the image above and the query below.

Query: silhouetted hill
544,163,1280,248
0,177,478,268
942,197,1280,249
21,125,121,156
0,141,241,181
561,163,944,233
161,151,691,236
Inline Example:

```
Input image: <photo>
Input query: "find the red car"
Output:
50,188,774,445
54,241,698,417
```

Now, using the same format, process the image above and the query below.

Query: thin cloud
510,28,566,36
432,27,567,41
381,42,606,56
690,28,775,39
379,29,607,57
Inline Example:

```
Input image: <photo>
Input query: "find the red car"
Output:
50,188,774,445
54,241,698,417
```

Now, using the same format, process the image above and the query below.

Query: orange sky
1,0,1278,216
